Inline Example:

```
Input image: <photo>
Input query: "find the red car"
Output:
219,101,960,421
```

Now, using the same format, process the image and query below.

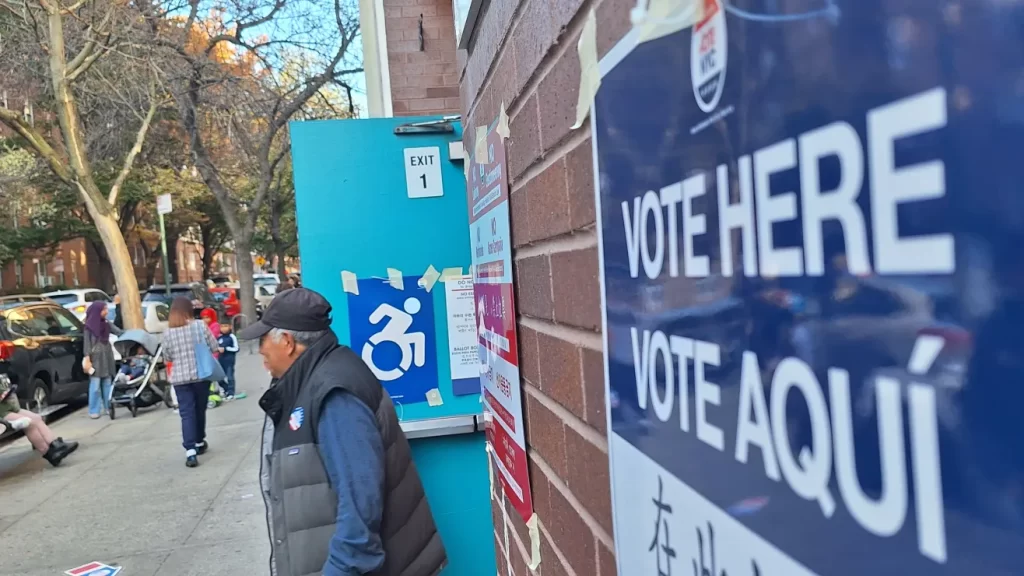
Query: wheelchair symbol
361,297,427,382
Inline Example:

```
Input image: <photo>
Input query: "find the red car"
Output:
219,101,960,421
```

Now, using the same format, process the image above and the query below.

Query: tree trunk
234,237,257,328
275,250,287,277
92,213,143,329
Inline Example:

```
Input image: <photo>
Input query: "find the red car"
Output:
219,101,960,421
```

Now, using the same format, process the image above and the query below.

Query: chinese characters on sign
467,114,533,520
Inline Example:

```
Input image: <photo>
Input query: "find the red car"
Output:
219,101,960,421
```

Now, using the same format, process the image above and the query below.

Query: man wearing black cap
239,288,446,576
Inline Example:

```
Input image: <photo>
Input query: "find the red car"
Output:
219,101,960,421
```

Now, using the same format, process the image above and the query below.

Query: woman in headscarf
83,301,122,419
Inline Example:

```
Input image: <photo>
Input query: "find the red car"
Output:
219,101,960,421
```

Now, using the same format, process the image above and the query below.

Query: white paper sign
404,146,443,199
156,194,172,215
444,274,477,380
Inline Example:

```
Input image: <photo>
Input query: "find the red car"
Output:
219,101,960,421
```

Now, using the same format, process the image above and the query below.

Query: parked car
143,282,226,321
42,288,115,320
0,295,49,310
141,301,170,333
255,284,277,319
210,286,241,317
254,273,280,289
0,299,90,414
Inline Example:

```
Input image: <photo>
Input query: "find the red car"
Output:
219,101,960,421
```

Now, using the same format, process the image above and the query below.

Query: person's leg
100,377,112,411
88,376,101,417
194,380,210,450
223,358,236,397
5,411,50,452
175,383,198,451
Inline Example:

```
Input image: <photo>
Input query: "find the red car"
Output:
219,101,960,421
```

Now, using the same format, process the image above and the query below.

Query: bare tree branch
0,106,74,183
107,73,159,206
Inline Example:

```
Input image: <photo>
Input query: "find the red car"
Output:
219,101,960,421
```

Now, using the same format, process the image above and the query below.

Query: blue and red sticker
289,407,304,431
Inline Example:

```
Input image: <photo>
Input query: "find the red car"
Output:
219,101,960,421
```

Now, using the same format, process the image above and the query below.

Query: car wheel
27,379,50,416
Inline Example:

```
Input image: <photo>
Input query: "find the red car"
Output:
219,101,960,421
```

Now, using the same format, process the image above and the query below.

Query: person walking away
0,376,78,466
83,301,122,419
217,324,239,400
239,288,446,576
163,297,221,468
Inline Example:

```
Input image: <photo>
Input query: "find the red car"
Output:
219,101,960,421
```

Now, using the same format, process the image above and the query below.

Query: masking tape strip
496,103,510,139
341,270,359,295
474,125,488,162
386,268,404,290
571,9,600,130
426,388,443,406
419,264,441,293
526,514,541,570
439,267,464,282
636,0,703,44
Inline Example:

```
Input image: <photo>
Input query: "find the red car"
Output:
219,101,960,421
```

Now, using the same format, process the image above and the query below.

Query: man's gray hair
268,328,328,347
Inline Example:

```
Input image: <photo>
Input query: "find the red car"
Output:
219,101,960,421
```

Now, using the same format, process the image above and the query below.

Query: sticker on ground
65,561,122,576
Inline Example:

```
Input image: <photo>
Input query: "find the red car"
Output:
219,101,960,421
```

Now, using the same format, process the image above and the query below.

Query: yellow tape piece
386,268,404,290
571,9,600,130
439,267,464,282
637,0,703,44
419,264,441,293
496,103,510,139
426,388,443,406
526,513,542,570
474,125,488,162
341,271,359,295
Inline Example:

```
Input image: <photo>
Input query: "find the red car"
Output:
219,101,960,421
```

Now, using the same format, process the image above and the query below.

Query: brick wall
459,0,633,574
383,0,461,116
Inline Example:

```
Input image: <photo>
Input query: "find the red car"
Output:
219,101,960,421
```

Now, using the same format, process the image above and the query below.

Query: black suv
0,297,90,415
143,282,226,321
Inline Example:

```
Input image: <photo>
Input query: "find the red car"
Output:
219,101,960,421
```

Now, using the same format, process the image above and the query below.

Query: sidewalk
0,352,272,576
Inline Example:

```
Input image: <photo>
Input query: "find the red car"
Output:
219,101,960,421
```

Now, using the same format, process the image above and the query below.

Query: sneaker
89,414,100,420
207,401,216,409
225,395,234,401
185,448,198,468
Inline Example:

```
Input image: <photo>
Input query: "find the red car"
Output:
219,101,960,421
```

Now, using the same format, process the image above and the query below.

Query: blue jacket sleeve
317,390,386,576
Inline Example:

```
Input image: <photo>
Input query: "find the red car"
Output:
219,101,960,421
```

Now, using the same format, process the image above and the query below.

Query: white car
43,288,115,321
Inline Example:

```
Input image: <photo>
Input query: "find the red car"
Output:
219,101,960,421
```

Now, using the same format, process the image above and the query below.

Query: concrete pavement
0,351,272,576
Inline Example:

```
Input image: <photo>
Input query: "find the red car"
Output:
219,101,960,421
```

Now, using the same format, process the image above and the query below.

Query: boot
42,437,79,467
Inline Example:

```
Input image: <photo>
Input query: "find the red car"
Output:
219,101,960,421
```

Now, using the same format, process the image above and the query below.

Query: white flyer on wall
445,274,478,380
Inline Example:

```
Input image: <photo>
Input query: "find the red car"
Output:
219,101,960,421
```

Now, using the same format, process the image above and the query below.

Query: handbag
193,323,226,382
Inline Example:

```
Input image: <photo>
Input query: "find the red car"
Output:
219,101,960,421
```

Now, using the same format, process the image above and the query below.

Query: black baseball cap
238,287,332,341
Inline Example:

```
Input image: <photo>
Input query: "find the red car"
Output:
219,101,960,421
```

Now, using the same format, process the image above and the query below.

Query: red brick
565,137,596,229
551,0,587,37
545,482,597,575
444,97,461,110
491,46,518,110
537,41,582,151
551,246,602,331
409,97,448,111
426,86,460,98
510,545,530,576
595,0,633,58
496,542,510,576
518,325,541,387
528,457,550,519
509,94,542,181
384,6,403,17
525,394,567,478
507,504,532,560
384,0,416,6
514,255,552,320
540,532,569,576
402,5,435,17
388,39,420,52
525,158,570,241
510,189,531,247
512,0,556,94
581,346,607,435
563,426,613,534
536,332,584,418
598,541,617,576
393,86,427,99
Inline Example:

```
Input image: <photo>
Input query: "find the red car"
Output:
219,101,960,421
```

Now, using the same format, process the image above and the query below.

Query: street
0,351,271,576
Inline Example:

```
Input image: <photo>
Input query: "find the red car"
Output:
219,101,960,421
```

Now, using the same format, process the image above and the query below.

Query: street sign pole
157,194,172,297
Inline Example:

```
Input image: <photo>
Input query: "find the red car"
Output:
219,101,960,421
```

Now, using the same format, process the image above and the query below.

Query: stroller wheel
108,403,116,420
130,401,138,418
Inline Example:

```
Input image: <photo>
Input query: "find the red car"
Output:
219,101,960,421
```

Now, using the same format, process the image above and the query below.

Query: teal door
291,116,496,576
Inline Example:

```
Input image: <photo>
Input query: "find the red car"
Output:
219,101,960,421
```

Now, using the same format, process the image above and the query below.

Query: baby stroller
110,329,175,419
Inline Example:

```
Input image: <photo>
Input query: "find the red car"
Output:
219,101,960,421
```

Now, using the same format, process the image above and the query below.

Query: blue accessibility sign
348,277,437,404
595,0,1024,574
